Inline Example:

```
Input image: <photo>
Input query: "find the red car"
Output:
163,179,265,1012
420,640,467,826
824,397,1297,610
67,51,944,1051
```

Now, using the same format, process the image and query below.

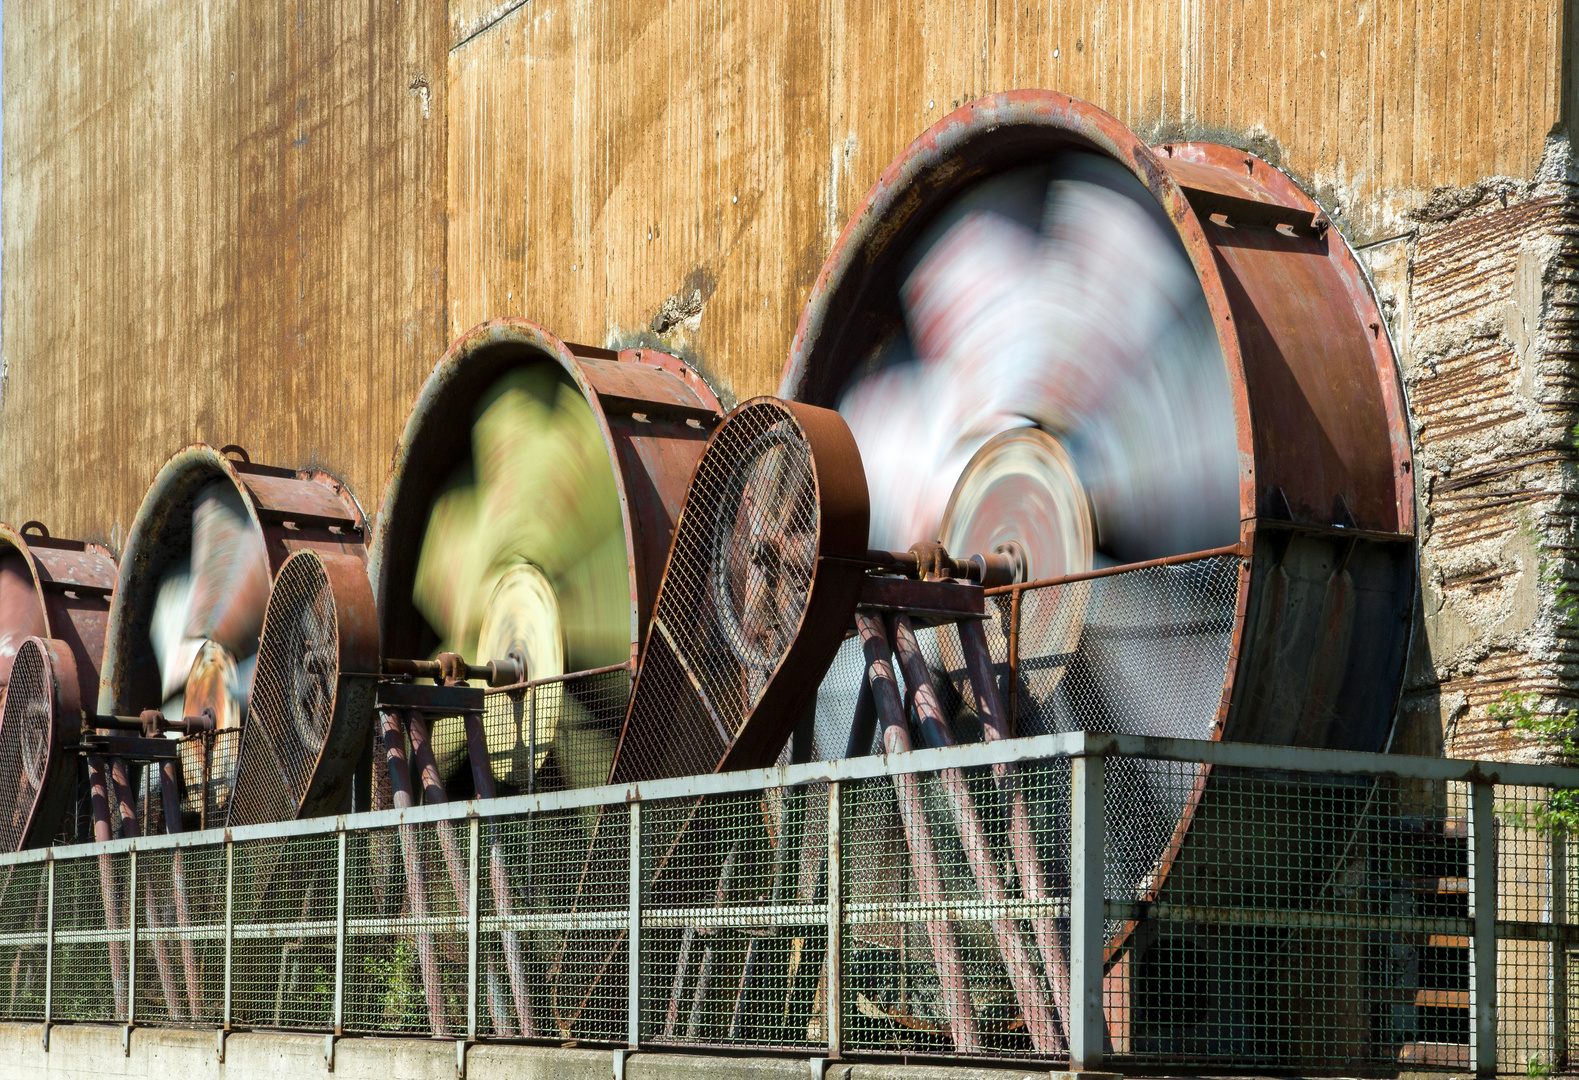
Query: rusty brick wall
1367,142,1579,762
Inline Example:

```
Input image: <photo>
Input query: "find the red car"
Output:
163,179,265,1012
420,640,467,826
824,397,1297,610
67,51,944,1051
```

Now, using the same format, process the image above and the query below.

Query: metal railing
1,730,1576,1076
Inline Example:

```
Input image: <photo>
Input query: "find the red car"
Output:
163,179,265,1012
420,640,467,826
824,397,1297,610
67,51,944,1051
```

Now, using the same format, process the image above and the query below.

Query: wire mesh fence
4,732,1574,1076
3,553,1577,1075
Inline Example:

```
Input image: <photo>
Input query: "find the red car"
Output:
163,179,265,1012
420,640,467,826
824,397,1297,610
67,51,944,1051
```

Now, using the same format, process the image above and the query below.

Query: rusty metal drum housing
373,318,724,680
783,90,1415,755
98,445,369,721
0,522,117,721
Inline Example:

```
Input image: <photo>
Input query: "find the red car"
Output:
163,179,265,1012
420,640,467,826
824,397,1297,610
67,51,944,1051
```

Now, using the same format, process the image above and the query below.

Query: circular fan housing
371,319,723,791
98,446,368,727
226,549,378,828
0,637,83,852
784,90,1415,754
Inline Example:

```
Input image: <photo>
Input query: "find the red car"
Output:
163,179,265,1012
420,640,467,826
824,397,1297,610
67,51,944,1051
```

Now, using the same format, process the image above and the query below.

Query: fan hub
940,427,1093,586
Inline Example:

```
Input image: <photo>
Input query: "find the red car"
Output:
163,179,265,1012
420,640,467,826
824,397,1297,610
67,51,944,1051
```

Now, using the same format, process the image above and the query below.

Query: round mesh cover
612,399,867,782
708,410,820,712
0,639,55,852
226,551,339,827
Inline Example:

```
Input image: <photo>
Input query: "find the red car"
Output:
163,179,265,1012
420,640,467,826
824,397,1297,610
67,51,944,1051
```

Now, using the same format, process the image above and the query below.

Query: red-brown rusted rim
0,523,117,705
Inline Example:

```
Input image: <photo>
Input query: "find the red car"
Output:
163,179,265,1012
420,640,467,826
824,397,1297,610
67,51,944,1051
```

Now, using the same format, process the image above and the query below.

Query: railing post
126,847,137,1032
1469,780,1497,1078
42,854,54,1047
467,815,480,1041
1553,828,1568,1069
826,780,843,1059
334,829,347,1035
627,801,642,1049
1069,752,1105,1071
223,838,234,1032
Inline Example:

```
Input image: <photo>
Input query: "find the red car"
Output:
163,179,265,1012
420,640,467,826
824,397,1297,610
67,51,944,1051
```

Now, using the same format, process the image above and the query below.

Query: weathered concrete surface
3,0,1572,546
0,1021,1059,1080
1362,138,1579,761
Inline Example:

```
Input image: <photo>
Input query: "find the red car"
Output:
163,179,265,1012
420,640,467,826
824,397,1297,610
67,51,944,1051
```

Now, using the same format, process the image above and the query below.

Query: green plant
365,939,426,1030
1492,690,1579,832
1528,1052,1553,1079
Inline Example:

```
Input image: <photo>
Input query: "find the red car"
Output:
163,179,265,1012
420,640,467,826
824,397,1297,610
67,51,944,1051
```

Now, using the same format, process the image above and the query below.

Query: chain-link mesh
0,861,48,1018
133,843,225,1026
0,639,55,853
53,851,121,1021
639,787,828,1051
615,402,821,784
229,833,338,1029
177,729,241,826
228,552,339,828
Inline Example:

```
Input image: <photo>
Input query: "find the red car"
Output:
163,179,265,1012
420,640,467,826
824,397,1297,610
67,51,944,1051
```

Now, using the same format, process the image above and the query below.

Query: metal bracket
808,1057,831,1079
216,1029,228,1063
324,1033,337,1071
122,1024,133,1057
612,1048,627,1080
456,1038,470,1079
40,1022,50,1052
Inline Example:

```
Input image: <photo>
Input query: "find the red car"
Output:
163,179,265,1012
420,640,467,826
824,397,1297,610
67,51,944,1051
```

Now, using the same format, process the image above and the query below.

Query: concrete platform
0,1022,1070,1080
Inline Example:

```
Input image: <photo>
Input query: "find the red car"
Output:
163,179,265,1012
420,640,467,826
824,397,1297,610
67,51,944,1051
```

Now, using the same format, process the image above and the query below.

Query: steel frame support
1069,754,1105,1071
223,839,234,1032
1470,780,1498,1077
826,780,842,1059
334,829,348,1034
42,855,54,1050
627,802,642,1049
467,816,480,1041
1553,830,1568,1069
126,848,137,1034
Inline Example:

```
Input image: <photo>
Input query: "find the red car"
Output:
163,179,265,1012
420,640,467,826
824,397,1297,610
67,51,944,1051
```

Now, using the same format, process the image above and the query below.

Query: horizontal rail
984,543,1245,596
13,910,1571,952
8,731,1579,868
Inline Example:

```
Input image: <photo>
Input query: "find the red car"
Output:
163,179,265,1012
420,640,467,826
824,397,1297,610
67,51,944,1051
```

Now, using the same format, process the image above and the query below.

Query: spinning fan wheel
98,445,368,829
785,89,1414,757
781,91,1416,1051
372,318,722,795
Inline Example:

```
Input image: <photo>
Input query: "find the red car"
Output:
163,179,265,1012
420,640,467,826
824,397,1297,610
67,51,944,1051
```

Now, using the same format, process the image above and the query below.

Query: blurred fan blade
187,482,271,656
413,363,629,787
837,152,1238,565
150,480,271,729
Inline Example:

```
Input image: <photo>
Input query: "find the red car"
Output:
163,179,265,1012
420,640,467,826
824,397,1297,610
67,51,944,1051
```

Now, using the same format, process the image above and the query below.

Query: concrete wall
2,0,1577,757
0,1021,1055,1080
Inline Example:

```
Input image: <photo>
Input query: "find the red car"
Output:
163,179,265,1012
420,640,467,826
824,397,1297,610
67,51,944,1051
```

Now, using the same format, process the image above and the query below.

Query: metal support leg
826,781,842,1059
1069,754,1105,1072
1470,780,1497,1078
1554,830,1568,1068
627,802,642,1049
42,856,53,1050
223,839,234,1032
334,829,347,1035
468,816,480,1042
125,847,137,1053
